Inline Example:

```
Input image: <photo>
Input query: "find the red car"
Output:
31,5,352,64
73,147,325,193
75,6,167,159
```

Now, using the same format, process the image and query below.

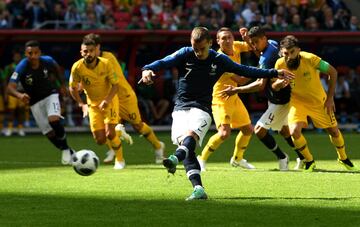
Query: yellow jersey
212,41,251,104
101,51,135,99
275,51,326,106
70,57,119,106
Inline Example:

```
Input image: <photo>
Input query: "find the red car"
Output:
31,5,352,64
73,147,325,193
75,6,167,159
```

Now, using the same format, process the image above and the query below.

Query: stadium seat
220,1,232,10
114,12,131,23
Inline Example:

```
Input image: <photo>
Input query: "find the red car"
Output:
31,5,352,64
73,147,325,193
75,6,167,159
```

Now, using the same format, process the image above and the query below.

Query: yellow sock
292,135,313,161
200,133,224,161
8,122,13,129
25,108,30,122
329,132,347,160
110,136,123,162
139,123,161,149
18,124,23,129
232,131,251,161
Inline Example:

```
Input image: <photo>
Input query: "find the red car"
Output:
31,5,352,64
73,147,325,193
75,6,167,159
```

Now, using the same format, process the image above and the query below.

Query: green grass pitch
1,131,360,226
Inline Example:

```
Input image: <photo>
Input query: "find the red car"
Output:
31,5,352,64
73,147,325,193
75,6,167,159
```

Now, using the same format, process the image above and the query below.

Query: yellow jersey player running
83,33,165,167
275,35,357,172
69,39,122,170
197,27,255,171
2,48,27,136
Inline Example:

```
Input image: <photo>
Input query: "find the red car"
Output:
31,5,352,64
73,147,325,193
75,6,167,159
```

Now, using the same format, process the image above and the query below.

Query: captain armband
318,60,330,73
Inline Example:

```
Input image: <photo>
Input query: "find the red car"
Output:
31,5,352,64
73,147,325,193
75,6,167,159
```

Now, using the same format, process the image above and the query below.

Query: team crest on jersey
43,68,48,78
10,72,18,80
25,74,33,85
303,72,311,81
210,63,217,76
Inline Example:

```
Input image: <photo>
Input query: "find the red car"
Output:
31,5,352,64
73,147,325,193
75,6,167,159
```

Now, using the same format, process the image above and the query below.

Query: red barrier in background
1,30,360,87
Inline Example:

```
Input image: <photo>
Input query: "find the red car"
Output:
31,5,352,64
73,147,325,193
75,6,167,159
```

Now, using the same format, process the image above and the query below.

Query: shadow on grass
0,193,359,226
1,133,360,171
217,196,360,201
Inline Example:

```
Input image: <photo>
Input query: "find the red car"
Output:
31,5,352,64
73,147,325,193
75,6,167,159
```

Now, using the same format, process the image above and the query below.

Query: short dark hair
216,27,232,39
25,40,40,49
280,35,299,49
191,27,212,43
248,26,266,38
83,33,101,45
82,38,96,46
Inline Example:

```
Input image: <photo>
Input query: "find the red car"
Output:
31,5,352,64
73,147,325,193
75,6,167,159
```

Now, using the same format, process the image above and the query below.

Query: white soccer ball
72,149,99,176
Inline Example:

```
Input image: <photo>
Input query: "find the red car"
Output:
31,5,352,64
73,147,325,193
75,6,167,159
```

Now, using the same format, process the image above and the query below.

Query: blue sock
260,132,286,159
180,136,202,187
174,136,196,162
49,120,69,150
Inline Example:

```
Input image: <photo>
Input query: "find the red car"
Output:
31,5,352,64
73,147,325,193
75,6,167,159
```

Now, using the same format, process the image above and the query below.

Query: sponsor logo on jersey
210,63,217,76
43,68,48,78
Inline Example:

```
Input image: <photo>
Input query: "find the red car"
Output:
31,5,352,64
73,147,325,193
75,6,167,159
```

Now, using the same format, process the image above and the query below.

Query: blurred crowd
1,0,360,136
0,0,359,31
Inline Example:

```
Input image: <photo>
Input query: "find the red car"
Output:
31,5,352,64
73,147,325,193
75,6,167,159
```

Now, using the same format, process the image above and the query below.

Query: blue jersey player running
140,27,294,200
7,40,75,165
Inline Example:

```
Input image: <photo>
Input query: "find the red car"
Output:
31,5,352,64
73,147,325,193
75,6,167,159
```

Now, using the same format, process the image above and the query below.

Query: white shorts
171,108,212,146
30,93,63,135
257,102,289,131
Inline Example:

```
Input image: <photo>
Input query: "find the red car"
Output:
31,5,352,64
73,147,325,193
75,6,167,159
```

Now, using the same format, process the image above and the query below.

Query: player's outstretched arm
139,70,156,85
7,82,30,104
324,64,337,114
271,78,290,91
221,54,295,80
99,84,119,111
69,82,88,118
219,78,266,99
276,69,295,81
140,47,187,85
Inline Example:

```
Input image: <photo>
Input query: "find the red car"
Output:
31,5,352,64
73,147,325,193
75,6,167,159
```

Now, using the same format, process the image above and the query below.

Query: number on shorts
52,102,60,112
110,108,117,118
268,113,274,123
129,113,137,121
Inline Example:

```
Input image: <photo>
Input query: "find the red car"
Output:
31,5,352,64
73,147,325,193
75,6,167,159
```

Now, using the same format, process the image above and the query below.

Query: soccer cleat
155,141,165,164
18,128,26,137
303,160,316,172
103,150,115,163
294,158,305,170
186,185,208,201
197,155,206,172
230,157,256,169
338,158,358,171
3,128,12,137
62,148,75,165
115,124,133,145
114,160,126,170
278,153,289,171
162,155,178,174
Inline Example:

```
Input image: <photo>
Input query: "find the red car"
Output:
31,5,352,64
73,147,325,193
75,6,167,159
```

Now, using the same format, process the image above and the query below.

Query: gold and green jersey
212,41,251,104
101,51,135,99
275,51,326,106
70,57,118,106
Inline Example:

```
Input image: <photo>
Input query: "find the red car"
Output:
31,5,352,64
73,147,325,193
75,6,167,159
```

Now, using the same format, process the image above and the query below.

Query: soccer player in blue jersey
7,40,75,165
139,27,294,200
220,26,305,171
